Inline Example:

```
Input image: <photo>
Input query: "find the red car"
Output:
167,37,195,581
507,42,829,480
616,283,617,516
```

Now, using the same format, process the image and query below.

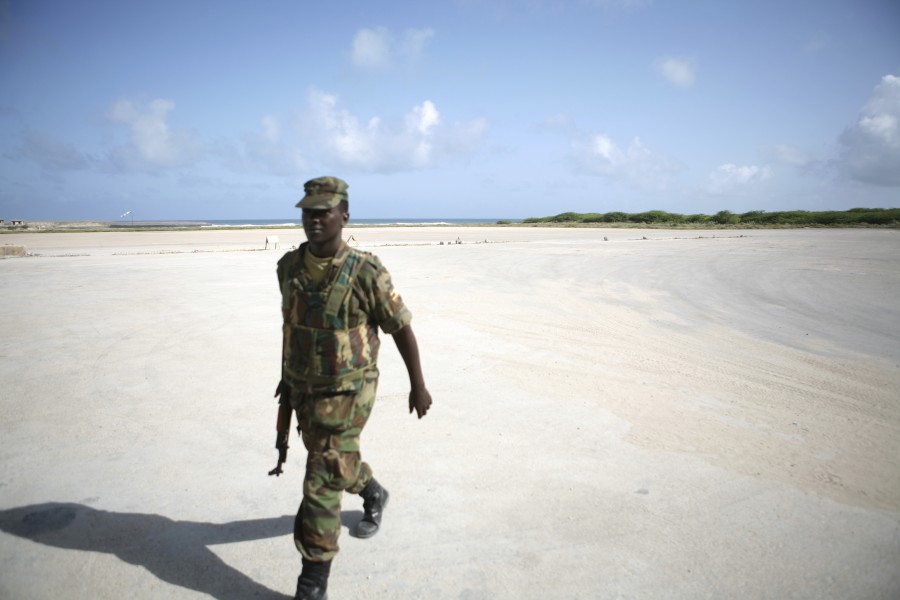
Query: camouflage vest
281,245,380,387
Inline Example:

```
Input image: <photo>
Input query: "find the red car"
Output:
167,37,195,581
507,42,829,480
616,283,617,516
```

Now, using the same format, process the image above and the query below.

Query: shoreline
3,220,900,234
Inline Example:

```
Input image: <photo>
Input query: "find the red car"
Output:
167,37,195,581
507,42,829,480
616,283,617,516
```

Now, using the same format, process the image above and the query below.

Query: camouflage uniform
277,241,411,562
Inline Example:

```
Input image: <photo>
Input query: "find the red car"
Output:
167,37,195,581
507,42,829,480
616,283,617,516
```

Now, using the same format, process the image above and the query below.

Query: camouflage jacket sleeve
354,253,412,335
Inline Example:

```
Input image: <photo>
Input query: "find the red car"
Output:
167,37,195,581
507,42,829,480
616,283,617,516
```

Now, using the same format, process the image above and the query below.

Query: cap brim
296,194,342,209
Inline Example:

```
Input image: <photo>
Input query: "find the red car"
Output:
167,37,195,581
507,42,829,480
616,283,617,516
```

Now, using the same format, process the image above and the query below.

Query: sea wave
196,217,514,227
201,222,299,228
359,221,454,226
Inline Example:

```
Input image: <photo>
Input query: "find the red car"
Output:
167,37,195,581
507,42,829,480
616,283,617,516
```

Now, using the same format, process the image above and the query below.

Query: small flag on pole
120,210,132,218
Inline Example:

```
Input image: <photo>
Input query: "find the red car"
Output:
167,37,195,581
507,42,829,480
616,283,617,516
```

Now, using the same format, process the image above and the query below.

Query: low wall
1,245,26,257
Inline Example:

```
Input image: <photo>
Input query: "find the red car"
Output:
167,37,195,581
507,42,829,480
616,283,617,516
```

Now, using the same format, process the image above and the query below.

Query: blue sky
1,0,898,220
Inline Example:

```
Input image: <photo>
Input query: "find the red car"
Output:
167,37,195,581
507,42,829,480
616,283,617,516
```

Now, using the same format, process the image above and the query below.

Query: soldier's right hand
409,387,432,419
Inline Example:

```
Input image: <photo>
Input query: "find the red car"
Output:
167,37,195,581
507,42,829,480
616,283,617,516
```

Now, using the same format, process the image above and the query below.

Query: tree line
519,207,900,227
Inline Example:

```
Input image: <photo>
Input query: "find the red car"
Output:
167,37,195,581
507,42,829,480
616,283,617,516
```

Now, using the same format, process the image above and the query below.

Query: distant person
273,176,432,600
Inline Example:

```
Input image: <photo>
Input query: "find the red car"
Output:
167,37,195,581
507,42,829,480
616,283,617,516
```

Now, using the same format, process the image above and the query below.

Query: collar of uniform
330,242,351,264
298,241,349,267
296,242,351,288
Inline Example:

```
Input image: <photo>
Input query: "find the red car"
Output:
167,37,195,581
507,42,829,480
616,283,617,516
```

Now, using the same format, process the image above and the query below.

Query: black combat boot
356,478,390,538
294,558,331,600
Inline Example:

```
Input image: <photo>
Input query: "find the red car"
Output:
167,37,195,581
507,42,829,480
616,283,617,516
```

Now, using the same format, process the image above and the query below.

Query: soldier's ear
341,211,350,225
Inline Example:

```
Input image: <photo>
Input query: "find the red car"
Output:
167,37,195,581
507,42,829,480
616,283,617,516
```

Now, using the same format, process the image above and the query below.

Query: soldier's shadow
0,502,295,600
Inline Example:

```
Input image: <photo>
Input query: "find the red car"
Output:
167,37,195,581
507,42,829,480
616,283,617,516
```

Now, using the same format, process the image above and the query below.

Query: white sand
1,226,899,599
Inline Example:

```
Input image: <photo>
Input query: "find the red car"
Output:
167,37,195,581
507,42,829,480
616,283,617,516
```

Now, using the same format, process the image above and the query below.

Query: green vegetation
520,208,900,228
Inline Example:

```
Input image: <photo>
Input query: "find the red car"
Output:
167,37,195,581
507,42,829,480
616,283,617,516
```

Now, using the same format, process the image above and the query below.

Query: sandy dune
1,226,898,599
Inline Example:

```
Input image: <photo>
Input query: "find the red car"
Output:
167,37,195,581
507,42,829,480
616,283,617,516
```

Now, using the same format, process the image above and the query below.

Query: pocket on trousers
302,369,378,433
348,370,378,431
309,393,355,431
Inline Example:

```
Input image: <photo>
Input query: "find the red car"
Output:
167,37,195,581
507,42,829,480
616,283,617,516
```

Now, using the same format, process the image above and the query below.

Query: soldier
275,176,432,600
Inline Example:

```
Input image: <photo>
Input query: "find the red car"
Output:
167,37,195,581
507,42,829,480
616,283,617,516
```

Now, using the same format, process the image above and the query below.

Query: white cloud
407,100,441,135
106,98,202,169
405,100,441,166
706,163,770,195
10,99,201,175
570,134,680,189
350,26,435,70
297,89,487,173
656,57,695,87
350,27,392,69
837,74,900,187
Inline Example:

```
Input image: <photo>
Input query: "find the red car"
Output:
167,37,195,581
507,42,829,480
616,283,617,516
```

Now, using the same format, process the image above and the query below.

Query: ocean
199,218,516,228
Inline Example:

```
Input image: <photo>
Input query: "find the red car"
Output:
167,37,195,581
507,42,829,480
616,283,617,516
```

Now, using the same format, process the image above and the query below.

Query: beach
1,226,899,599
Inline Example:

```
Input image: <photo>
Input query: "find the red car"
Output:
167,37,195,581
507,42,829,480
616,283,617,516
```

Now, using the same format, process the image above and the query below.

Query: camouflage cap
296,176,349,209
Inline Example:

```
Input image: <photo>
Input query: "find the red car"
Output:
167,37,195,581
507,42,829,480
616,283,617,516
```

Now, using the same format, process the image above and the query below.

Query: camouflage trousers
290,371,378,562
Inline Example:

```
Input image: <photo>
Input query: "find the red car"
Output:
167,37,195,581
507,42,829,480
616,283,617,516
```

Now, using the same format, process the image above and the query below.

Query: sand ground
1,226,899,599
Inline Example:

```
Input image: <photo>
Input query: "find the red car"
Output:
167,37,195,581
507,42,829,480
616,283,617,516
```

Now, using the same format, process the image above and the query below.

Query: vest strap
324,250,364,320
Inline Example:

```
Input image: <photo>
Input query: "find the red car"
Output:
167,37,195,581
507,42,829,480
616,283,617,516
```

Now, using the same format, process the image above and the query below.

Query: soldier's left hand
409,387,432,419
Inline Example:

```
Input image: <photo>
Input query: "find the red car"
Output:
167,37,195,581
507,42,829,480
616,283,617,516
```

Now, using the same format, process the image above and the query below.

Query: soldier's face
302,206,348,247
